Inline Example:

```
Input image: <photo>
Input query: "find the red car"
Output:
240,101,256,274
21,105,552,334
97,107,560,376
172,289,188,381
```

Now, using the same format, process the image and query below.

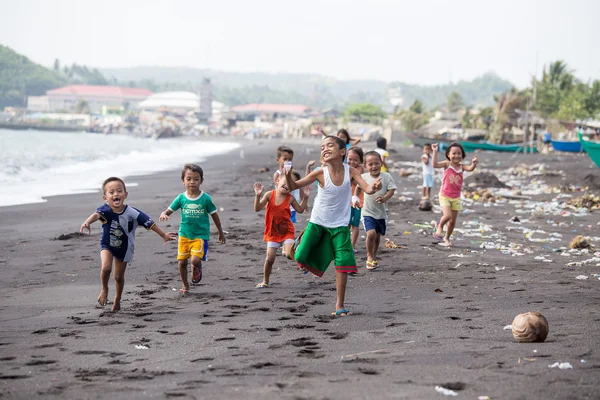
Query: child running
80,177,177,311
284,135,382,317
431,142,478,247
253,177,309,288
273,145,302,223
374,137,390,172
346,146,365,252
159,164,226,293
421,143,434,199
355,151,397,270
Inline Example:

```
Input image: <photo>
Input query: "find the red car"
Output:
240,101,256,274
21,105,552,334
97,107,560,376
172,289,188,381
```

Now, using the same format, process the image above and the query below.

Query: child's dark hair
376,137,387,150
181,164,204,180
337,129,351,145
102,177,126,194
348,146,364,163
276,145,294,159
324,135,347,160
364,150,382,162
291,171,301,180
445,142,466,161
423,143,432,149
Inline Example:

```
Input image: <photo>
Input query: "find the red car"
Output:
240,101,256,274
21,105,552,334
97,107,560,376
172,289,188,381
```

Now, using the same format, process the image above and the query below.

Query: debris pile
384,238,406,249
564,194,600,211
569,235,592,250
463,188,500,203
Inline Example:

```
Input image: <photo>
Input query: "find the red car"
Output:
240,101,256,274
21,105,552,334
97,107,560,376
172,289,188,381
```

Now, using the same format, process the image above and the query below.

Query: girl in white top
421,143,434,199
284,136,381,317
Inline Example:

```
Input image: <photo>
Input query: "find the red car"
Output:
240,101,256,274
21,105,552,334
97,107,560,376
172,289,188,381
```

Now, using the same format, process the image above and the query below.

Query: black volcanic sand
1,138,599,399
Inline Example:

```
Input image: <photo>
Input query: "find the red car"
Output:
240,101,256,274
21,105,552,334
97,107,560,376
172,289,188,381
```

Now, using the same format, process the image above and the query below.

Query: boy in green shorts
285,136,381,316
160,164,226,293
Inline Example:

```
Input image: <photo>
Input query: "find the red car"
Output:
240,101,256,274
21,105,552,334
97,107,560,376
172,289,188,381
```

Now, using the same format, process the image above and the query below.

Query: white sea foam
0,129,239,207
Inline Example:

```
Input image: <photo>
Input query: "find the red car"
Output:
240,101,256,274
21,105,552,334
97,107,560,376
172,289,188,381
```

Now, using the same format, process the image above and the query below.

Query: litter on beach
135,344,149,350
435,386,458,396
548,362,573,369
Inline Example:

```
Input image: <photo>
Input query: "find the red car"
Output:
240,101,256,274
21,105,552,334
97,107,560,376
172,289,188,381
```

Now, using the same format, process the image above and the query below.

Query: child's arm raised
210,213,226,244
285,168,323,192
463,156,478,172
292,186,310,213
350,168,382,195
80,212,101,234
305,160,316,176
150,224,177,242
431,143,449,169
253,182,271,212
159,209,173,221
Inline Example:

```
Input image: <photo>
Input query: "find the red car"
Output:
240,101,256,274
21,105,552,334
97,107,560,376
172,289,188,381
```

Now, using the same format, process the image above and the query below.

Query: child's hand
253,182,264,195
376,196,386,204
472,156,478,166
352,195,361,208
80,222,91,234
302,186,311,197
431,143,439,151
371,177,382,192
159,212,170,221
163,232,177,242
307,160,316,168
218,231,226,244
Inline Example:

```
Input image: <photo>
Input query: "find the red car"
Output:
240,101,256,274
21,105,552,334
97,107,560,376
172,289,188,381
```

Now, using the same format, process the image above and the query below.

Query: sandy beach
1,137,599,399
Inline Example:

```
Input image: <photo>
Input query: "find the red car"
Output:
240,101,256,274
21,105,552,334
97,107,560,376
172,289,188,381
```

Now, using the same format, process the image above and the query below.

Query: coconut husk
512,312,549,343
259,167,270,173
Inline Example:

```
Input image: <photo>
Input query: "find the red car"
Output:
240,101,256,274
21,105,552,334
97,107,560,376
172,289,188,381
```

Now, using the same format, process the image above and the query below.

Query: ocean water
0,129,240,207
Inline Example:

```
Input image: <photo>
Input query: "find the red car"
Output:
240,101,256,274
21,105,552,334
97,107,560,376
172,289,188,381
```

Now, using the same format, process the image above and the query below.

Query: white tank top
310,165,351,228
423,154,434,175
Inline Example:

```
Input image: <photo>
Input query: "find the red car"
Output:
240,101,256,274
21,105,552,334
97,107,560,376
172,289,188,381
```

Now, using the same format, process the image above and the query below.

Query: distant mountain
102,66,514,109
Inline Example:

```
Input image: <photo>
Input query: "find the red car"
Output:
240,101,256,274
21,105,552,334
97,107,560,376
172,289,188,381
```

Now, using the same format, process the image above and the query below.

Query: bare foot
111,299,121,312
97,289,108,307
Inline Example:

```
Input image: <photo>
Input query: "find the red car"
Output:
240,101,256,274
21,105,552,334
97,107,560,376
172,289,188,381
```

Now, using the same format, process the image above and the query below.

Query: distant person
421,143,434,199
160,164,226,294
284,135,382,317
374,137,390,172
355,151,397,270
346,146,365,252
431,143,478,247
252,178,309,288
542,130,552,153
80,177,176,311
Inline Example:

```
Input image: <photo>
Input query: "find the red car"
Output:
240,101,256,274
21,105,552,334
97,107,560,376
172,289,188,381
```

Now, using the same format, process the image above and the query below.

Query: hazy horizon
1,0,598,88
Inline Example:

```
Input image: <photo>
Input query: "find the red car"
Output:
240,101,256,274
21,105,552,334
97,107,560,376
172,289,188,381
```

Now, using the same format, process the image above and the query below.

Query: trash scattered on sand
384,238,406,249
575,275,589,280
564,194,600,210
548,362,573,369
569,235,592,250
503,325,512,330
435,386,458,396
135,344,149,350
495,266,506,271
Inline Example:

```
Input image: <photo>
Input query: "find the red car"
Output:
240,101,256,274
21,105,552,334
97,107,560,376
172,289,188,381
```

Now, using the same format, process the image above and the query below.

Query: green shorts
349,207,361,227
294,222,357,277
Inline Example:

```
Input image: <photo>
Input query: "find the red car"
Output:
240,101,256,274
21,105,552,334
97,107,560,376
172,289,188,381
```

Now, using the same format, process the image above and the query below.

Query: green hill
0,45,65,109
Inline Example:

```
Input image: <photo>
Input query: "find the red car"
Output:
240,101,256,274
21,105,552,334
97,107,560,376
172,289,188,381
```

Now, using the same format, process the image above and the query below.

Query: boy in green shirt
160,164,226,293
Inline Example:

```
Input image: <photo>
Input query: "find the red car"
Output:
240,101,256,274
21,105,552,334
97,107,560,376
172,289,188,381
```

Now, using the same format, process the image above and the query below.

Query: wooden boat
551,139,583,153
460,141,538,153
578,133,600,168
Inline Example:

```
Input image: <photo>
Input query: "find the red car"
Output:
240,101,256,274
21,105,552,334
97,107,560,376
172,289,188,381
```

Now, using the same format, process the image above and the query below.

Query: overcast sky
1,0,598,88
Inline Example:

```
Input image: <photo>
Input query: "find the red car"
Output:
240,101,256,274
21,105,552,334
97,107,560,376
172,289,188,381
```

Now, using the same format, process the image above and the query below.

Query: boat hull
461,141,538,153
551,140,583,153
578,133,600,168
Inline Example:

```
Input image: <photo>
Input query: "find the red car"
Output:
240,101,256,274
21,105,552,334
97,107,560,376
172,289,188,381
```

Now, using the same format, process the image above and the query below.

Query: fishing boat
578,133,600,168
550,139,583,153
460,141,538,153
